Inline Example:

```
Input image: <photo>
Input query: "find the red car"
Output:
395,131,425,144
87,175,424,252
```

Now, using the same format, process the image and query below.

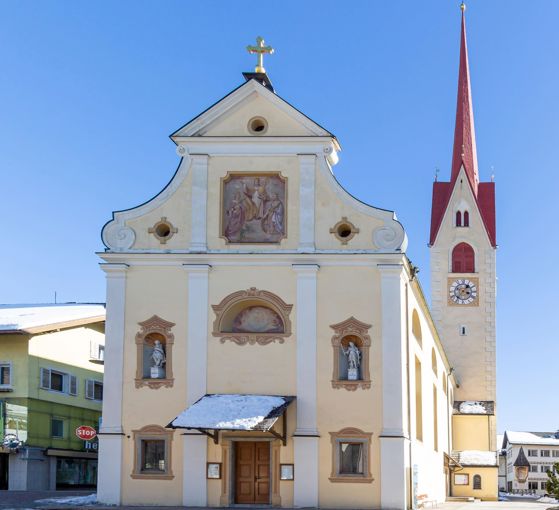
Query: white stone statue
150,340,166,378
342,341,361,380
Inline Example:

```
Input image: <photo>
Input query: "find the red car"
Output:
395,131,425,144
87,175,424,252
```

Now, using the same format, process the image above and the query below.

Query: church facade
97,9,497,509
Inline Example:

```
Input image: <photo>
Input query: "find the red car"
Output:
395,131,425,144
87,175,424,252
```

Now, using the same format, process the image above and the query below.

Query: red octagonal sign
75,425,97,441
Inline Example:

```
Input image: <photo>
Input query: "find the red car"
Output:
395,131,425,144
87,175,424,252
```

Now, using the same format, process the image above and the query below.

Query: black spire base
242,72,274,93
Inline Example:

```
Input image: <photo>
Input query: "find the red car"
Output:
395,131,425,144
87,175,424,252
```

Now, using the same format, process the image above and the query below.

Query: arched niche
330,317,372,391
412,309,422,347
212,287,292,345
135,315,175,389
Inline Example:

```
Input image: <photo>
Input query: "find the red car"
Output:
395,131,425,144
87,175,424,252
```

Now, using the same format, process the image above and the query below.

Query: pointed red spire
450,4,479,195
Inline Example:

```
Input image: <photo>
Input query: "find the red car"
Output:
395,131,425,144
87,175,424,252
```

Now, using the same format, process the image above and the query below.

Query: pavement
0,491,557,510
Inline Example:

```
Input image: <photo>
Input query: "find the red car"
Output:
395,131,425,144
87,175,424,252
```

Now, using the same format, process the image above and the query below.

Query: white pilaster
97,263,128,505
189,155,208,252
292,264,319,507
182,264,211,506
298,154,316,252
378,263,409,510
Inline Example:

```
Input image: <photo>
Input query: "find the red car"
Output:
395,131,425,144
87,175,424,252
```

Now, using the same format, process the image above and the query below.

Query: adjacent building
502,431,559,495
96,7,497,508
0,304,105,490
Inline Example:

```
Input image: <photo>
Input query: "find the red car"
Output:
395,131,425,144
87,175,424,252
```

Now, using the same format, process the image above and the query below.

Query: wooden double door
235,441,270,504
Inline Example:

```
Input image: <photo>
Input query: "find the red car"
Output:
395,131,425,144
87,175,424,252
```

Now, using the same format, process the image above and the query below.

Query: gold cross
247,36,274,74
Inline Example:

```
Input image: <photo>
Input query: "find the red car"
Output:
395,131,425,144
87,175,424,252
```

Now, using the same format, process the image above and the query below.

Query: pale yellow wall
0,334,29,397
453,415,492,451
451,467,498,500
28,324,104,373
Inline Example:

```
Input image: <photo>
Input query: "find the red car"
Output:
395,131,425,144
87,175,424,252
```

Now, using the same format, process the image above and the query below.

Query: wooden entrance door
235,442,270,504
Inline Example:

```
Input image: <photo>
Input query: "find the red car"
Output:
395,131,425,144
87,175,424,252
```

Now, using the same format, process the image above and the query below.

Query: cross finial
247,36,274,74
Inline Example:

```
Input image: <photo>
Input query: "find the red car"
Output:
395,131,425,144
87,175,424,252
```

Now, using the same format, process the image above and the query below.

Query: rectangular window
553,451,559,458
542,481,549,490
85,380,103,401
141,440,166,472
530,465,539,472
0,362,12,388
541,465,550,473
541,450,551,457
90,341,105,361
528,481,539,490
339,442,363,475
454,474,469,485
528,449,538,457
51,418,64,438
40,368,77,396
459,325,467,336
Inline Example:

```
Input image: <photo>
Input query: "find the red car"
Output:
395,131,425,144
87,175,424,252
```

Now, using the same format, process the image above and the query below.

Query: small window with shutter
0,362,12,388
86,379,103,401
69,375,78,396
39,368,77,396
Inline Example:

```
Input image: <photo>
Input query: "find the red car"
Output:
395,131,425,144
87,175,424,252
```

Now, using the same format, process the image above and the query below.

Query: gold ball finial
460,2,466,12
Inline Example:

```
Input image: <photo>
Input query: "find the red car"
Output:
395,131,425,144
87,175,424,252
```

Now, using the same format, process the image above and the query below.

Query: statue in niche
342,341,361,381
150,340,166,379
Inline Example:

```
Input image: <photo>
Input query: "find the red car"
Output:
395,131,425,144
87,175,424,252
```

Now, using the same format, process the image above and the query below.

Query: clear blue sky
1,1,557,434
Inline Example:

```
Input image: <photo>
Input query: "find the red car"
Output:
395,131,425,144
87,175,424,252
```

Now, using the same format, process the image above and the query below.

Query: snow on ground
171,394,287,430
459,401,488,414
35,494,97,505
537,496,559,503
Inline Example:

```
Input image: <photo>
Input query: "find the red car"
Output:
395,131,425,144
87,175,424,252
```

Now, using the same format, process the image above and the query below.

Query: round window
247,117,268,135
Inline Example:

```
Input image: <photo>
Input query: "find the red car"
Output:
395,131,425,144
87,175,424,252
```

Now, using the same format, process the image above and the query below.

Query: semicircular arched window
212,287,293,345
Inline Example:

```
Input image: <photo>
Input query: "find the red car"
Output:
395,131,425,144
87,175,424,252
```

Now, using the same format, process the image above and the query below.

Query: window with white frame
528,481,539,490
553,450,559,458
85,379,103,401
541,465,550,473
89,340,105,361
51,418,64,438
528,449,538,457
541,450,551,457
530,465,538,472
0,362,12,389
40,368,77,396
542,481,549,489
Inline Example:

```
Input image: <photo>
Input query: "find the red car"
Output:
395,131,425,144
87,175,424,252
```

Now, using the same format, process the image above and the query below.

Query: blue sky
1,1,557,433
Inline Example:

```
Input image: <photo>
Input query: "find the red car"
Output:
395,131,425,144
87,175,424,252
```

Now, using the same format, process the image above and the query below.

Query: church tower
429,6,497,405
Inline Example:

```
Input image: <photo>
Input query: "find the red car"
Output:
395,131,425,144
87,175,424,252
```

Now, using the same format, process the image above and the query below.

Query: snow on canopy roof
453,400,494,415
0,304,105,333
169,394,295,431
504,431,559,447
452,450,498,467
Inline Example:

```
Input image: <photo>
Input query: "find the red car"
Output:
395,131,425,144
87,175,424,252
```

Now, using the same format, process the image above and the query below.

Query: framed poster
454,473,469,485
207,462,221,479
221,172,287,244
280,463,294,480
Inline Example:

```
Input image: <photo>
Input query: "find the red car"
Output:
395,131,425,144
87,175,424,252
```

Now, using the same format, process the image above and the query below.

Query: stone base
150,367,165,379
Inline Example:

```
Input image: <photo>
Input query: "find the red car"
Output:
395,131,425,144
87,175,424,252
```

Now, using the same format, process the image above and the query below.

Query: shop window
212,287,292,346
85,380,103,401
412,310,422,347
0,362,12,389
56,458,98,488
452,242,475,273
329,428,373,483
51,418,64,438
132,425,174,480
40,368,77,396
135,315,175,389
330,317,372,391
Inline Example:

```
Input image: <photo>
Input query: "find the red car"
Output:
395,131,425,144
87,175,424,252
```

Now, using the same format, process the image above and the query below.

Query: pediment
170,79,333,139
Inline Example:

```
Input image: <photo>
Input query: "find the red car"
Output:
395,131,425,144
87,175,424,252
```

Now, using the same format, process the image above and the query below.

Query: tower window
463,211,470,227
455,211,462,227
459,325,467,336
452,242,475,273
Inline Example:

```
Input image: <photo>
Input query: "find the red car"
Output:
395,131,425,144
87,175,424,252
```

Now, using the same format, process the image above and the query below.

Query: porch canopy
168,394,295,445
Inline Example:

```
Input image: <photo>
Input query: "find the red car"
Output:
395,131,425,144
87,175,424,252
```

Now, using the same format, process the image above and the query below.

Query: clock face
449,279,478,305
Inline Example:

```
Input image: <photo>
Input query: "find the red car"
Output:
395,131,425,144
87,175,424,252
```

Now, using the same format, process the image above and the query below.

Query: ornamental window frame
330,317,372,391
329,427,373,483
131,424,174,480
212,287,292,346
135,315,175,389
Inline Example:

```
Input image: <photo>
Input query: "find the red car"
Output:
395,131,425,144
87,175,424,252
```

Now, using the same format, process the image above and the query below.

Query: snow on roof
0,304,105,333
169,394,295,431
504,431,559,447
453,450,498,466
453,400,494,415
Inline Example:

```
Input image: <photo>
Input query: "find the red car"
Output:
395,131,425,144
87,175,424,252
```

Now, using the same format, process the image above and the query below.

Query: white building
502,431,559,494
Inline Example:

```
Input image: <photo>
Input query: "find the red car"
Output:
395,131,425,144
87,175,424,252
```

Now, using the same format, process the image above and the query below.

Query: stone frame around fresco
219,171,288,245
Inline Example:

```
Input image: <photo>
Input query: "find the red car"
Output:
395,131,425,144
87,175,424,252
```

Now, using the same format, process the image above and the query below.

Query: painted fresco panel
221,173,286,243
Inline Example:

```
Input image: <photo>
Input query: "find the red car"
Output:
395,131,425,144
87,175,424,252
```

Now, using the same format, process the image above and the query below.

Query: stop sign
75,425,97,440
